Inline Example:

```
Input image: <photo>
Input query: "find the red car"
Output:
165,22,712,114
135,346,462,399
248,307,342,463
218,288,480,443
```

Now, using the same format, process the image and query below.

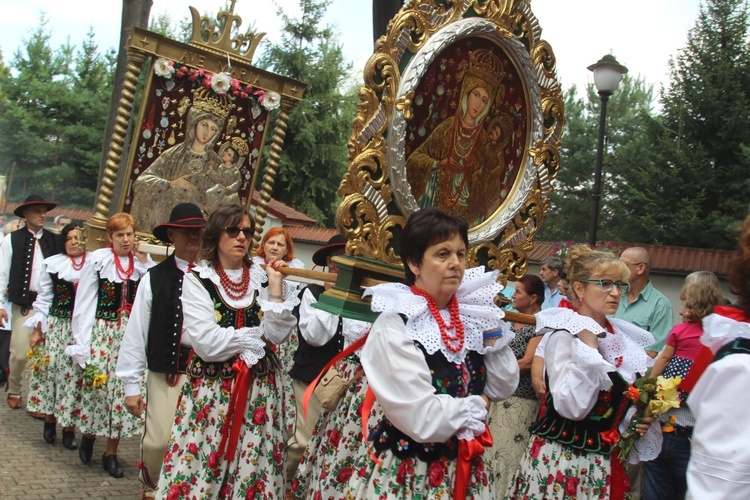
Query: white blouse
179,261,299,368
23,252,89,335
360,267,519,444
298,287,371,351
66,247,154,367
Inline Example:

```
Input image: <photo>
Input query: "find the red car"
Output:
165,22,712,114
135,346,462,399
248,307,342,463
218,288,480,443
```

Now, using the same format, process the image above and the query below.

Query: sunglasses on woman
224,226,253,238
580,279,629,294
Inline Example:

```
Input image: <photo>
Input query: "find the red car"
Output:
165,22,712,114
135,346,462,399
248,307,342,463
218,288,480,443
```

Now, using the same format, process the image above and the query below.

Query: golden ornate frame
337,0,563,280
87,4,307,252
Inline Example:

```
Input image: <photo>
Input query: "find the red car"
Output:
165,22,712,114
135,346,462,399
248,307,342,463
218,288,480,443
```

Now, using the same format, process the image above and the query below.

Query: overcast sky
0,0,704,100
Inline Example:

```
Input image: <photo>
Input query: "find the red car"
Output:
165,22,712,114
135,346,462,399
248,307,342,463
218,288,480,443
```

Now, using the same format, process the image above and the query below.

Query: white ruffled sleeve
256,281,299,345
65,257,99,367
181,273,266,364
545,330,616,420
23,264,54,335
361,312,488,443
297,288,339,346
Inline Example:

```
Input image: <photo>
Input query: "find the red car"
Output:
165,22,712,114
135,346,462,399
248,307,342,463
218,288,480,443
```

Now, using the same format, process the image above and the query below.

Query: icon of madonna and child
130,88,252,234
405,45,526,227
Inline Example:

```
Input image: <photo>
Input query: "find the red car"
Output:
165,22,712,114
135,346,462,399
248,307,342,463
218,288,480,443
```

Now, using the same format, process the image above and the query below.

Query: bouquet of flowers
83,364,108,388
26,342,50,374
612,372,682,461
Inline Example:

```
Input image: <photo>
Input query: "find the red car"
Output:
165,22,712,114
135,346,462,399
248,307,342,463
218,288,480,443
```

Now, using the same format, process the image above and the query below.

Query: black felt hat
312,234,347,267
152,203,207,243
13,195,57,217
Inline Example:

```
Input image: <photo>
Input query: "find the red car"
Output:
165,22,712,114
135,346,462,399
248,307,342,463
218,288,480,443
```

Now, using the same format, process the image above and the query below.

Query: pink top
666,321,704,360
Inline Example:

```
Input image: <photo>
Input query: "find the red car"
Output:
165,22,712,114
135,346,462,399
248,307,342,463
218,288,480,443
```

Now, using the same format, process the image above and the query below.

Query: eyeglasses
224,226,253,239
580,279,629,294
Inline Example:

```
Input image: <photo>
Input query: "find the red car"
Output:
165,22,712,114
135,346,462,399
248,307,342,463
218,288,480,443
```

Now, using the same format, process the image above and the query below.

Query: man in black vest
0,195,59,409
115,203,205,497
286,234,347,485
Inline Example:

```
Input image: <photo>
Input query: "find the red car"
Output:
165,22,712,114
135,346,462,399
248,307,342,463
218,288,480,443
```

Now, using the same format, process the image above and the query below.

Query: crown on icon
229,137,249,157
191,87,235,121
465,49,505,95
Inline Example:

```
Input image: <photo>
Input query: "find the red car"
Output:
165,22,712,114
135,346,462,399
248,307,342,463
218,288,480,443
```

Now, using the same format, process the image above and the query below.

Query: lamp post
587,55,628,246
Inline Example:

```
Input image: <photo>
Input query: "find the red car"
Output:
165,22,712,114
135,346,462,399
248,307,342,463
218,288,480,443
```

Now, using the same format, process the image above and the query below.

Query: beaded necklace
112,248,134,281
411,285,465,353
215,261,250,300
70,253,86,271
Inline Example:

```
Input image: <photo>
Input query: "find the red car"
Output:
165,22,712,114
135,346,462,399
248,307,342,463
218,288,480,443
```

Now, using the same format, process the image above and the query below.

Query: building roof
284,225,340,244
528,241,737,277
2,202,94,222
250,191,317,226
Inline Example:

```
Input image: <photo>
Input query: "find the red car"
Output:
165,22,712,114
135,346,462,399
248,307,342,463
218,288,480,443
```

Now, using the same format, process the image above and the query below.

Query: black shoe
62,430,78,450
102,453,124,478
79,435,95,464
43,421,56,444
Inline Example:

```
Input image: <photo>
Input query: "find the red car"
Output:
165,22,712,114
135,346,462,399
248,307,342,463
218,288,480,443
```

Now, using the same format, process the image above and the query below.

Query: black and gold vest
369,341,486,462
8,228,59,306
146,255,188,374
48,273,76,319
94,277,139,321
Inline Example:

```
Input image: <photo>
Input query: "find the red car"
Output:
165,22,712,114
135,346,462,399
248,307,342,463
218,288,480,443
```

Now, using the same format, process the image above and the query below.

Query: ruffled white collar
364,267,507,363
43,252,90,283
192,260,263,309
535,308,654,383
701,312,750,353
90,247,152,283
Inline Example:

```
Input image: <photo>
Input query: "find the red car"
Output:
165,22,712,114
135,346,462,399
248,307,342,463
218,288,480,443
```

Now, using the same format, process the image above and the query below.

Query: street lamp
587,54,628,246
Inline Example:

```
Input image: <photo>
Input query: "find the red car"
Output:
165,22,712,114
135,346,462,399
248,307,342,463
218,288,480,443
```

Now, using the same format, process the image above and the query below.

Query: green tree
655,0,750,248
257,0,357,227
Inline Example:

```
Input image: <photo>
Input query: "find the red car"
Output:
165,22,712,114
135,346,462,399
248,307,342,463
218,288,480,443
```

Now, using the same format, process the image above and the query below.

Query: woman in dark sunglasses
156,204,300,499
509,245,658,499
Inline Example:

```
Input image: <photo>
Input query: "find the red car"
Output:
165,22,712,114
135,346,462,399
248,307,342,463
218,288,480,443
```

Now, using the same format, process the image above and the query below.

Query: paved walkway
0,387,143,499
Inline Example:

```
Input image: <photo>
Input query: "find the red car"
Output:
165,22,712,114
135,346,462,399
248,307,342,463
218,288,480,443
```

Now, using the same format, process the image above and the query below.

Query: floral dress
156,262,298,500
289,309,371,498
507,309,658,500
67,247,153,438
486,323,541,498
347,267,519,499
24,252,89,425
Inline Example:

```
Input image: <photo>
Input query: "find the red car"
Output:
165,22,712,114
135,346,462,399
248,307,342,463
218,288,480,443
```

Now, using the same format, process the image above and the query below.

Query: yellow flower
648,395,680,416
43,356,51,366
656,375,681,392
214,310,222,323
26,349,34,358
92,374,108,388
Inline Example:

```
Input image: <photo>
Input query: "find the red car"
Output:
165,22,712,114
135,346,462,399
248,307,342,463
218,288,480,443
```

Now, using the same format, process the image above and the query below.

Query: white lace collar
192,260,262,309
701,312,750,353
91,247,152,283
364,267,506,363
250,256,305,284
43,252,90,283
535,308,654,383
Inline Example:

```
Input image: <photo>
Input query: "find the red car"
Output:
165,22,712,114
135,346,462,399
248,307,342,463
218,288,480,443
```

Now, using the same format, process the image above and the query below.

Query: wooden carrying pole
272,266,536,326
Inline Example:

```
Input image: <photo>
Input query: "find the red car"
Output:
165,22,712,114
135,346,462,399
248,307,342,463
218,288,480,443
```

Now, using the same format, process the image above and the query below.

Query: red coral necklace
411,286,465,353
70,253,86,271
112,248,134,281
215,261,250,300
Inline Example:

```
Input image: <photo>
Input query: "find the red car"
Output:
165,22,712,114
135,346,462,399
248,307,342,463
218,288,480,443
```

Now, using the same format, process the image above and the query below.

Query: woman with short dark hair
156,204,299,499
355,207,519,498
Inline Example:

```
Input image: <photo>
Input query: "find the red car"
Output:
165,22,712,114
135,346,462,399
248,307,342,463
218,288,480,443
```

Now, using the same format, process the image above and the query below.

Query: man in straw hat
116,203,206,498
0,194,60,410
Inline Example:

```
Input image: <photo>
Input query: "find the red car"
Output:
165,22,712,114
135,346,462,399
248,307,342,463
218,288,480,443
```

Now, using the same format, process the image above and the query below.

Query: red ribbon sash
216,359,252,460
454,426,493,500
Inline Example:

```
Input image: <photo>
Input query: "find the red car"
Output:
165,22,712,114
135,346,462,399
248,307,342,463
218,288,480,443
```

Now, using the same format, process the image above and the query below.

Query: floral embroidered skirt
79,317,143,438
486,395,540,498
291,356,382,498
507,435,629,500
277,328,298,440
292,356,493,499
156,361,288,500
27,316,82,426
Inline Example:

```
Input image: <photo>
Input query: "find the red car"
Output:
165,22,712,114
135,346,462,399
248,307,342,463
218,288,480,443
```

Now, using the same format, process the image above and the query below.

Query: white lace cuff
620,406,664,464
23,314,47,335
256,284,300,313
482,323,516,353
457,395,488,439
64,344,90,368
238,329,267,367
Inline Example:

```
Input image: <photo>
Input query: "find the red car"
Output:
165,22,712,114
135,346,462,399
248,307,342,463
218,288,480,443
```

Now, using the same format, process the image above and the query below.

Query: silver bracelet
268,293,284,300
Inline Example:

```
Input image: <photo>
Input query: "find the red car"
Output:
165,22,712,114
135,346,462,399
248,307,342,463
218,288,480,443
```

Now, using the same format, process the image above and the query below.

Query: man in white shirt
0,195,60,410
540,256,564,309
115,203,206,498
